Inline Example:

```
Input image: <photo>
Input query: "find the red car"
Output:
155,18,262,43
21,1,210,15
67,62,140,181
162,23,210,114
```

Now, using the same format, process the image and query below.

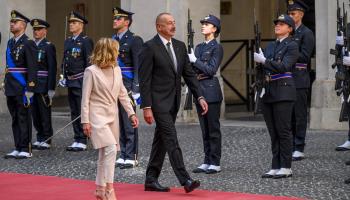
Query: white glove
188,48,197,63
336,34,344,46
58,74,67,87
343,56,350,66
132,92,141,105
48,90,55,99
254,48,266,64
132,92,140,101
25,91,34,99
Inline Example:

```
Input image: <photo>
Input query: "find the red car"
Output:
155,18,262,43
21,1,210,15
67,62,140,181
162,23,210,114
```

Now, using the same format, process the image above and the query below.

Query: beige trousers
96,144,117,186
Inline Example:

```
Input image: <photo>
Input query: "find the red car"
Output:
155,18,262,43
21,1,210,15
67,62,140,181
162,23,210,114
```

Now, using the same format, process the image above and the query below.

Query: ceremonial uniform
30,19,57,150
62,12,93,151
288,0,315,159
190,15,224,174
255,15,299,178
112,7,143,168
4,10,37,159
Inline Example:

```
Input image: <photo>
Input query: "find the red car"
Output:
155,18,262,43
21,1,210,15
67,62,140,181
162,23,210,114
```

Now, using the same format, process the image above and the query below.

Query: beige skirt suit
81,65,135,150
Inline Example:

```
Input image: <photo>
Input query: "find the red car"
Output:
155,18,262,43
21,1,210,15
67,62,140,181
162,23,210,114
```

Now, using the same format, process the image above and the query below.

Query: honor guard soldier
336,33,350,151
254,14,298,178
287,0,315,161
4,10,37,159
188,15,224,174
337,35,350,184
112,7,143,169
30,19,57,150
62,11,93,152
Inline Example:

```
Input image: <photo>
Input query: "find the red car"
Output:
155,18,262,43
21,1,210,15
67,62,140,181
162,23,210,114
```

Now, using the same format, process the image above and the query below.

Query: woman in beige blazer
81,38,138,200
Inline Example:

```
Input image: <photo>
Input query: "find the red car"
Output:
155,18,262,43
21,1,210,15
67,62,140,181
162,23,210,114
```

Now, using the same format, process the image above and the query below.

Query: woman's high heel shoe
105,189,116,200
94,189,106,200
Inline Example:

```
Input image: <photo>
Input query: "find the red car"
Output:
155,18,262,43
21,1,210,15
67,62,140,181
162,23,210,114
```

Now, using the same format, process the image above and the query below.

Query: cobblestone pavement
0,112,349,200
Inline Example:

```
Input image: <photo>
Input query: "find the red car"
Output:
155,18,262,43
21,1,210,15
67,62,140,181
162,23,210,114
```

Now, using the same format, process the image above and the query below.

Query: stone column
310,0,347,130
0,0,46,113
121,0,221,122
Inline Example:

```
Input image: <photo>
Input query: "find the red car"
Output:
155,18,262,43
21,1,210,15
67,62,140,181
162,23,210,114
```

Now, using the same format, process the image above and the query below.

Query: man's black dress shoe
192,168,207,173
144,181,170,192
183,179,200,193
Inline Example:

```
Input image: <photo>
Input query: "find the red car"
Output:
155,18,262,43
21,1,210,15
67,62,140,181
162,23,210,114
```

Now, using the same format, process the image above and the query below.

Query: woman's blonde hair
90,38,119,68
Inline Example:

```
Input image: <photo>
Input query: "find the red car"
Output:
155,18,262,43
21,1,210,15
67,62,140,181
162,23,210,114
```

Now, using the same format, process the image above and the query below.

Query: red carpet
0,173,305,200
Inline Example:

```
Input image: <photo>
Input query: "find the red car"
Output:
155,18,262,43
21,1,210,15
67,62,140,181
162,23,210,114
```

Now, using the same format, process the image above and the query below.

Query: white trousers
96,144,117,186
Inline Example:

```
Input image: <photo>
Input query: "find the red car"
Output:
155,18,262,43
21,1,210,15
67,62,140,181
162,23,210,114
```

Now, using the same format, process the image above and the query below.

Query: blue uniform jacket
262,36,299,103
193,39,223,103
4,34,37,96
34,38,57,93
114,30,143,93
292,24,315,89
62,33,93,88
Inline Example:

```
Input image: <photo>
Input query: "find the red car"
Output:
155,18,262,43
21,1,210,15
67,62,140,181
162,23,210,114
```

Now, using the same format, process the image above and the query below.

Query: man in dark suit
139,13,208,193
30,19,57,150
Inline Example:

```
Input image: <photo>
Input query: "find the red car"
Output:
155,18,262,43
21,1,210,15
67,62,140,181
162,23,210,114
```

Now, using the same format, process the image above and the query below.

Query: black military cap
287,0,309,12
274,14,295,30
10,10,30,23
200,14,221,34
30,19,50,28
113,7,134,19
68,11,88,24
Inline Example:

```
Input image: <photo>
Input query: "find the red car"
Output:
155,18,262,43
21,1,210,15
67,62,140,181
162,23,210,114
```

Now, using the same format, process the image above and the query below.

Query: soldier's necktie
274,40,281,53
166,42,176,71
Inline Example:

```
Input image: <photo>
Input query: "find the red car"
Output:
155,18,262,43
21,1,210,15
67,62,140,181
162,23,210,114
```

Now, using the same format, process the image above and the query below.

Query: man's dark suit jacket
139,34,202,113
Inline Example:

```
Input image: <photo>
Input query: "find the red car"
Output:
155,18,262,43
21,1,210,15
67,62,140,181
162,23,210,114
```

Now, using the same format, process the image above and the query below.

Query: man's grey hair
155,12,172,25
